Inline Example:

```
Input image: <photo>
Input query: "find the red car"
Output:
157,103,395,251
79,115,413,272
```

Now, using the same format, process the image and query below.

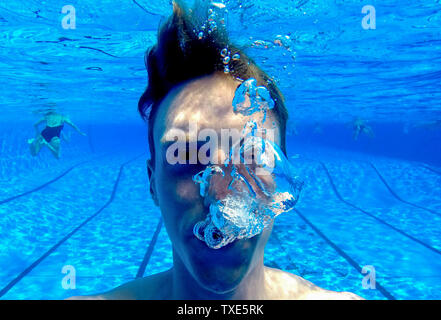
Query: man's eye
166,149,207,172
177,149,198,163
167,162,206,176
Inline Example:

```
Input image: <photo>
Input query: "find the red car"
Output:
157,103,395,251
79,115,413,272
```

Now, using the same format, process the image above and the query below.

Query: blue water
1,0,441,300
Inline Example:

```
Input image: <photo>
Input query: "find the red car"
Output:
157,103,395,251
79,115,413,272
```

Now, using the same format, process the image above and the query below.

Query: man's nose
203,164,259,206
197,146,228,207
200,146,273,207
203,164,233,208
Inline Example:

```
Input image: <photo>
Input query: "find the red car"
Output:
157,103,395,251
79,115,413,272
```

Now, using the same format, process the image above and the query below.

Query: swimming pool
1,139,441,300
1,0,440,300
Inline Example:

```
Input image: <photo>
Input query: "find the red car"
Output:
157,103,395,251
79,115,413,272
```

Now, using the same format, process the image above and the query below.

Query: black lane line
270,227,310,277
421,165,441,176
294,209,396,300
320,162,441,257
0,151,114,205
370,163,441,218
0,161,87,205
0,153,145,298
78,46,120,58
132,0,164,17
136,217,163,278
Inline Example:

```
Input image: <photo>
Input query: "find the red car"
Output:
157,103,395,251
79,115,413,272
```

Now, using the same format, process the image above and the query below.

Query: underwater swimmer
28,109,86,159
313,121,323,134
68,1,362,300
413,119,441,130
287,120,298,136
352,117,374,141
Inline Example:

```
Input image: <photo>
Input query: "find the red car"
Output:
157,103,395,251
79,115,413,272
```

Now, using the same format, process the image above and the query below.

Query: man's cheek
175,179,201,202
157,178,203,222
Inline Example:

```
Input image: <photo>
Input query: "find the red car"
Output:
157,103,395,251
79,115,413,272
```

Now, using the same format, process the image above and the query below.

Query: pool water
1,132,440,299
1,0,441,300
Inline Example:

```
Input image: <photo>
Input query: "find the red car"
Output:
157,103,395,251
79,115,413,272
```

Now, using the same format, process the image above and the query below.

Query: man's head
138,1,289,294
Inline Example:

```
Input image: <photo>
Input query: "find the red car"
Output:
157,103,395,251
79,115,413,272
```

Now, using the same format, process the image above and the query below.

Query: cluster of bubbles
232,78,274,122
192,78,304,249
192,1,243,74
274,34,292,50
250,34,297,72
195,1,228,40
220,48,240,74
250,34,293,51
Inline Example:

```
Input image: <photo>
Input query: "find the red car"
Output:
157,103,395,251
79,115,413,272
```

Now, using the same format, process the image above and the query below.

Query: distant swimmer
313,121,322,134
28,109,86,159
352,117,374,141
403,122,410,134
413,120,441,131
287,121,298,136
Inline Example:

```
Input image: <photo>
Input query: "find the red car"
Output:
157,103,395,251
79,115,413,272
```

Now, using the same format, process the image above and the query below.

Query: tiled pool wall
288,121,441,167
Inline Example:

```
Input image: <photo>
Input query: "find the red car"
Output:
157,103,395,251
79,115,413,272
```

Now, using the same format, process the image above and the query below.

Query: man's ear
147,159,159,206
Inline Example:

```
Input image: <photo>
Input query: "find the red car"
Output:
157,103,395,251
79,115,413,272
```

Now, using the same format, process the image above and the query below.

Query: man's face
150,73,282,293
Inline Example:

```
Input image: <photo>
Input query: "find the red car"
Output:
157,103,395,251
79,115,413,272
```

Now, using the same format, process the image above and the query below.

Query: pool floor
1,148,440,300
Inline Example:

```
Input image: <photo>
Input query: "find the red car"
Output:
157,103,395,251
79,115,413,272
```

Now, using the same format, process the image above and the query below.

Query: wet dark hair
138,1,288,163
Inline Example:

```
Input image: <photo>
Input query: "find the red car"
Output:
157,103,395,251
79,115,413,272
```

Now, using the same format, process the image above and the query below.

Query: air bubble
192,78,304,250
232,53,240,60
192,134,304,249
223,56,231,64
221,48,228,57
209,20,217,30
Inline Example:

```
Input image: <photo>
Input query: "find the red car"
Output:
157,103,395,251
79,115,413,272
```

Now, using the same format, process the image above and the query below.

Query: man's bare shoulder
264,266,364,300
66,269,172,300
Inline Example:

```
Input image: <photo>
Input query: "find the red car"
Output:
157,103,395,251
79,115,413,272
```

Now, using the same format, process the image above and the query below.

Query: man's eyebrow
161,136,190,146
160,139,210,147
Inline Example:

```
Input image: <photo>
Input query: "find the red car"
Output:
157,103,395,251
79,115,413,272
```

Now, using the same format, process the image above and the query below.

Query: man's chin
184,236,255,292
192,266,245,295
